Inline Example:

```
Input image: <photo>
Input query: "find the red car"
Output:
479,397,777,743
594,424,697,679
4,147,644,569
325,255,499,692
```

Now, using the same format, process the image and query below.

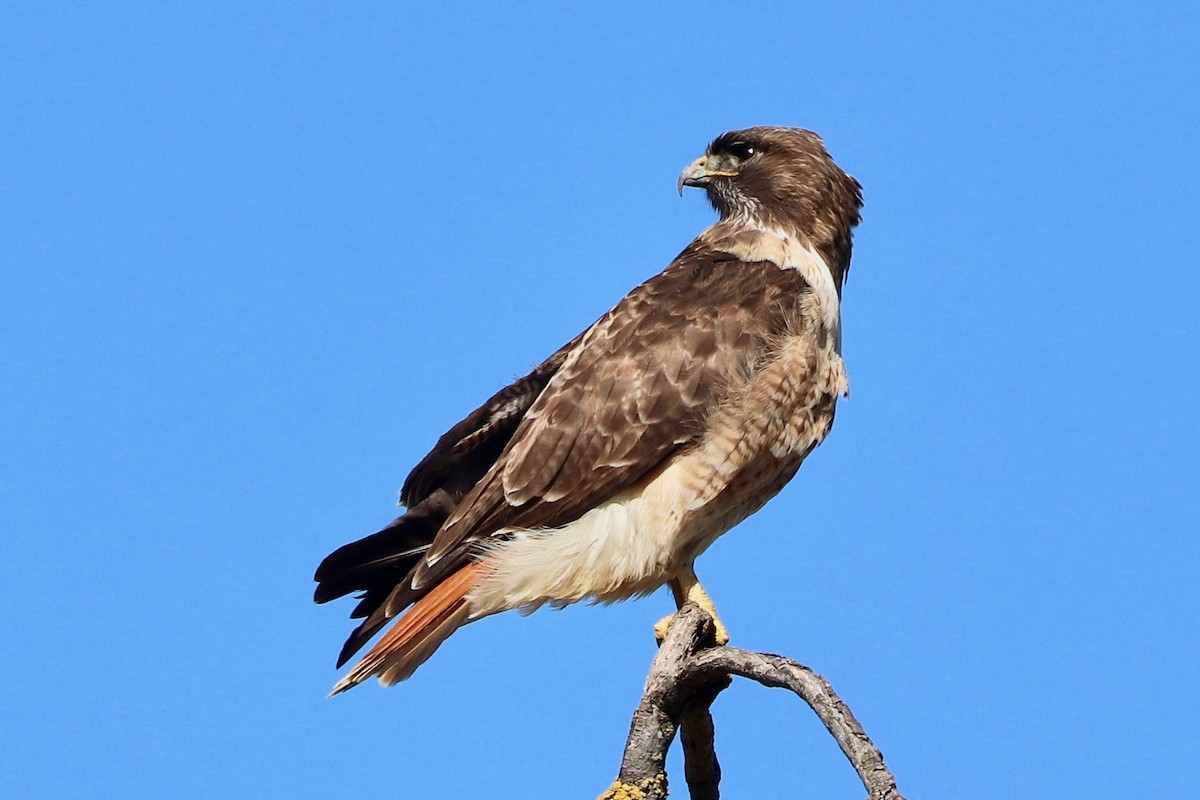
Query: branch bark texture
598,603,904,800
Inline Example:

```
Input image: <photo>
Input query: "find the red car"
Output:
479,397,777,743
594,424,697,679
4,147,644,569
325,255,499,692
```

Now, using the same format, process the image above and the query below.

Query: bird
314,126,862,693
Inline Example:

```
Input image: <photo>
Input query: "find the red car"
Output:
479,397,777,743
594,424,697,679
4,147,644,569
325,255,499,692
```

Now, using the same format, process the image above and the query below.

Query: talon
660,564,732,645
710,617,730,646
653,614,674,643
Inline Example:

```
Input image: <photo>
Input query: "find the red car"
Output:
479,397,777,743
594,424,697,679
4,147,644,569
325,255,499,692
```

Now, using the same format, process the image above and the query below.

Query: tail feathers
334,575,425,668
330,562,485,694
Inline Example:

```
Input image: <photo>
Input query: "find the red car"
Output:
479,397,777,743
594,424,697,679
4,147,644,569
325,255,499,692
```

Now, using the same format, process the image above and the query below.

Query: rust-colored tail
330,562,485,694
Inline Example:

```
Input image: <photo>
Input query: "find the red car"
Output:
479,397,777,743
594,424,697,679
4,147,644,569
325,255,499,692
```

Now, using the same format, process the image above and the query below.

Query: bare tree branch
677,673,728,800
598,603,905,800
598,604,716,800
685,647,904,800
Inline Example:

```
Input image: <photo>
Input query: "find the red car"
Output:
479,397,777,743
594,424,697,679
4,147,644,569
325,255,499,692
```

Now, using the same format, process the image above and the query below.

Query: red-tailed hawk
315,127,862,692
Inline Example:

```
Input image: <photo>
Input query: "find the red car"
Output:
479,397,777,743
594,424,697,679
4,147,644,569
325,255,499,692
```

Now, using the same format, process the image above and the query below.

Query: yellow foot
653,608,730,645
709,612,730,645
653,613,673,643
660,564,731,644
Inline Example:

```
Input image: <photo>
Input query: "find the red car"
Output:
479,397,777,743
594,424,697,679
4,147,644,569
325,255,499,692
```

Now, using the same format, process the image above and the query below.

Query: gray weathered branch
598,603,904,800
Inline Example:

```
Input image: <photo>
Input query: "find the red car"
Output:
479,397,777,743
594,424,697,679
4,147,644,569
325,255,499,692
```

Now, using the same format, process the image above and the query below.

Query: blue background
3,3,1197,797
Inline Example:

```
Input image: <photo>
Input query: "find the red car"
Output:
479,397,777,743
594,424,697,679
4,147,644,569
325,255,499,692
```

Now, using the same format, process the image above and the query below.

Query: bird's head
679,126,862,238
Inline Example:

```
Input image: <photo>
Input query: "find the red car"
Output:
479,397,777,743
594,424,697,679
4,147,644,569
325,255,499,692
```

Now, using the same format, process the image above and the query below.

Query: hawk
314,127,862,693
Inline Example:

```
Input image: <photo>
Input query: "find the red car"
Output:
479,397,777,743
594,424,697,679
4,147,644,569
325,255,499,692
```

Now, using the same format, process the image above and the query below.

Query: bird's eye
725,141,757,161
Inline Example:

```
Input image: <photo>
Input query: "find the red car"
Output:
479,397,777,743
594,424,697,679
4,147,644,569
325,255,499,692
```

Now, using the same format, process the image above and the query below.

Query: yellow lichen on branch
597,774,667,800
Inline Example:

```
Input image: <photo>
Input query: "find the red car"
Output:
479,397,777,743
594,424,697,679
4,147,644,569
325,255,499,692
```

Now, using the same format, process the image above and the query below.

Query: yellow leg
653,564,730,645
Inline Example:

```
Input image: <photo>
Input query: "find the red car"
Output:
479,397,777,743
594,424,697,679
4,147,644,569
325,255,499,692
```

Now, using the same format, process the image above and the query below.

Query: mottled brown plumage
314,127,862,692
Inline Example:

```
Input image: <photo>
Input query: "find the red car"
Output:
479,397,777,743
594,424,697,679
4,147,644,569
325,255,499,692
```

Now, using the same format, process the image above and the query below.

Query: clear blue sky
3,3,1197,798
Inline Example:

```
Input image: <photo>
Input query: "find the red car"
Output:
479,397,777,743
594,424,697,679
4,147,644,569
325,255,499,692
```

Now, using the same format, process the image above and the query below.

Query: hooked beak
677,156,739,195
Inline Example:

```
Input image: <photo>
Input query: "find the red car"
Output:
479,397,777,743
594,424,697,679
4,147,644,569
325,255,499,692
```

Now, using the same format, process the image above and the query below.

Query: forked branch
598,604,904,800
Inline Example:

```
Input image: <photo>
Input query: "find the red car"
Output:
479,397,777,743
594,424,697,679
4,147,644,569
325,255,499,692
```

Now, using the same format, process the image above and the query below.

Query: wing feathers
313,491,452,606
399,336,580,507
420,247,814,564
